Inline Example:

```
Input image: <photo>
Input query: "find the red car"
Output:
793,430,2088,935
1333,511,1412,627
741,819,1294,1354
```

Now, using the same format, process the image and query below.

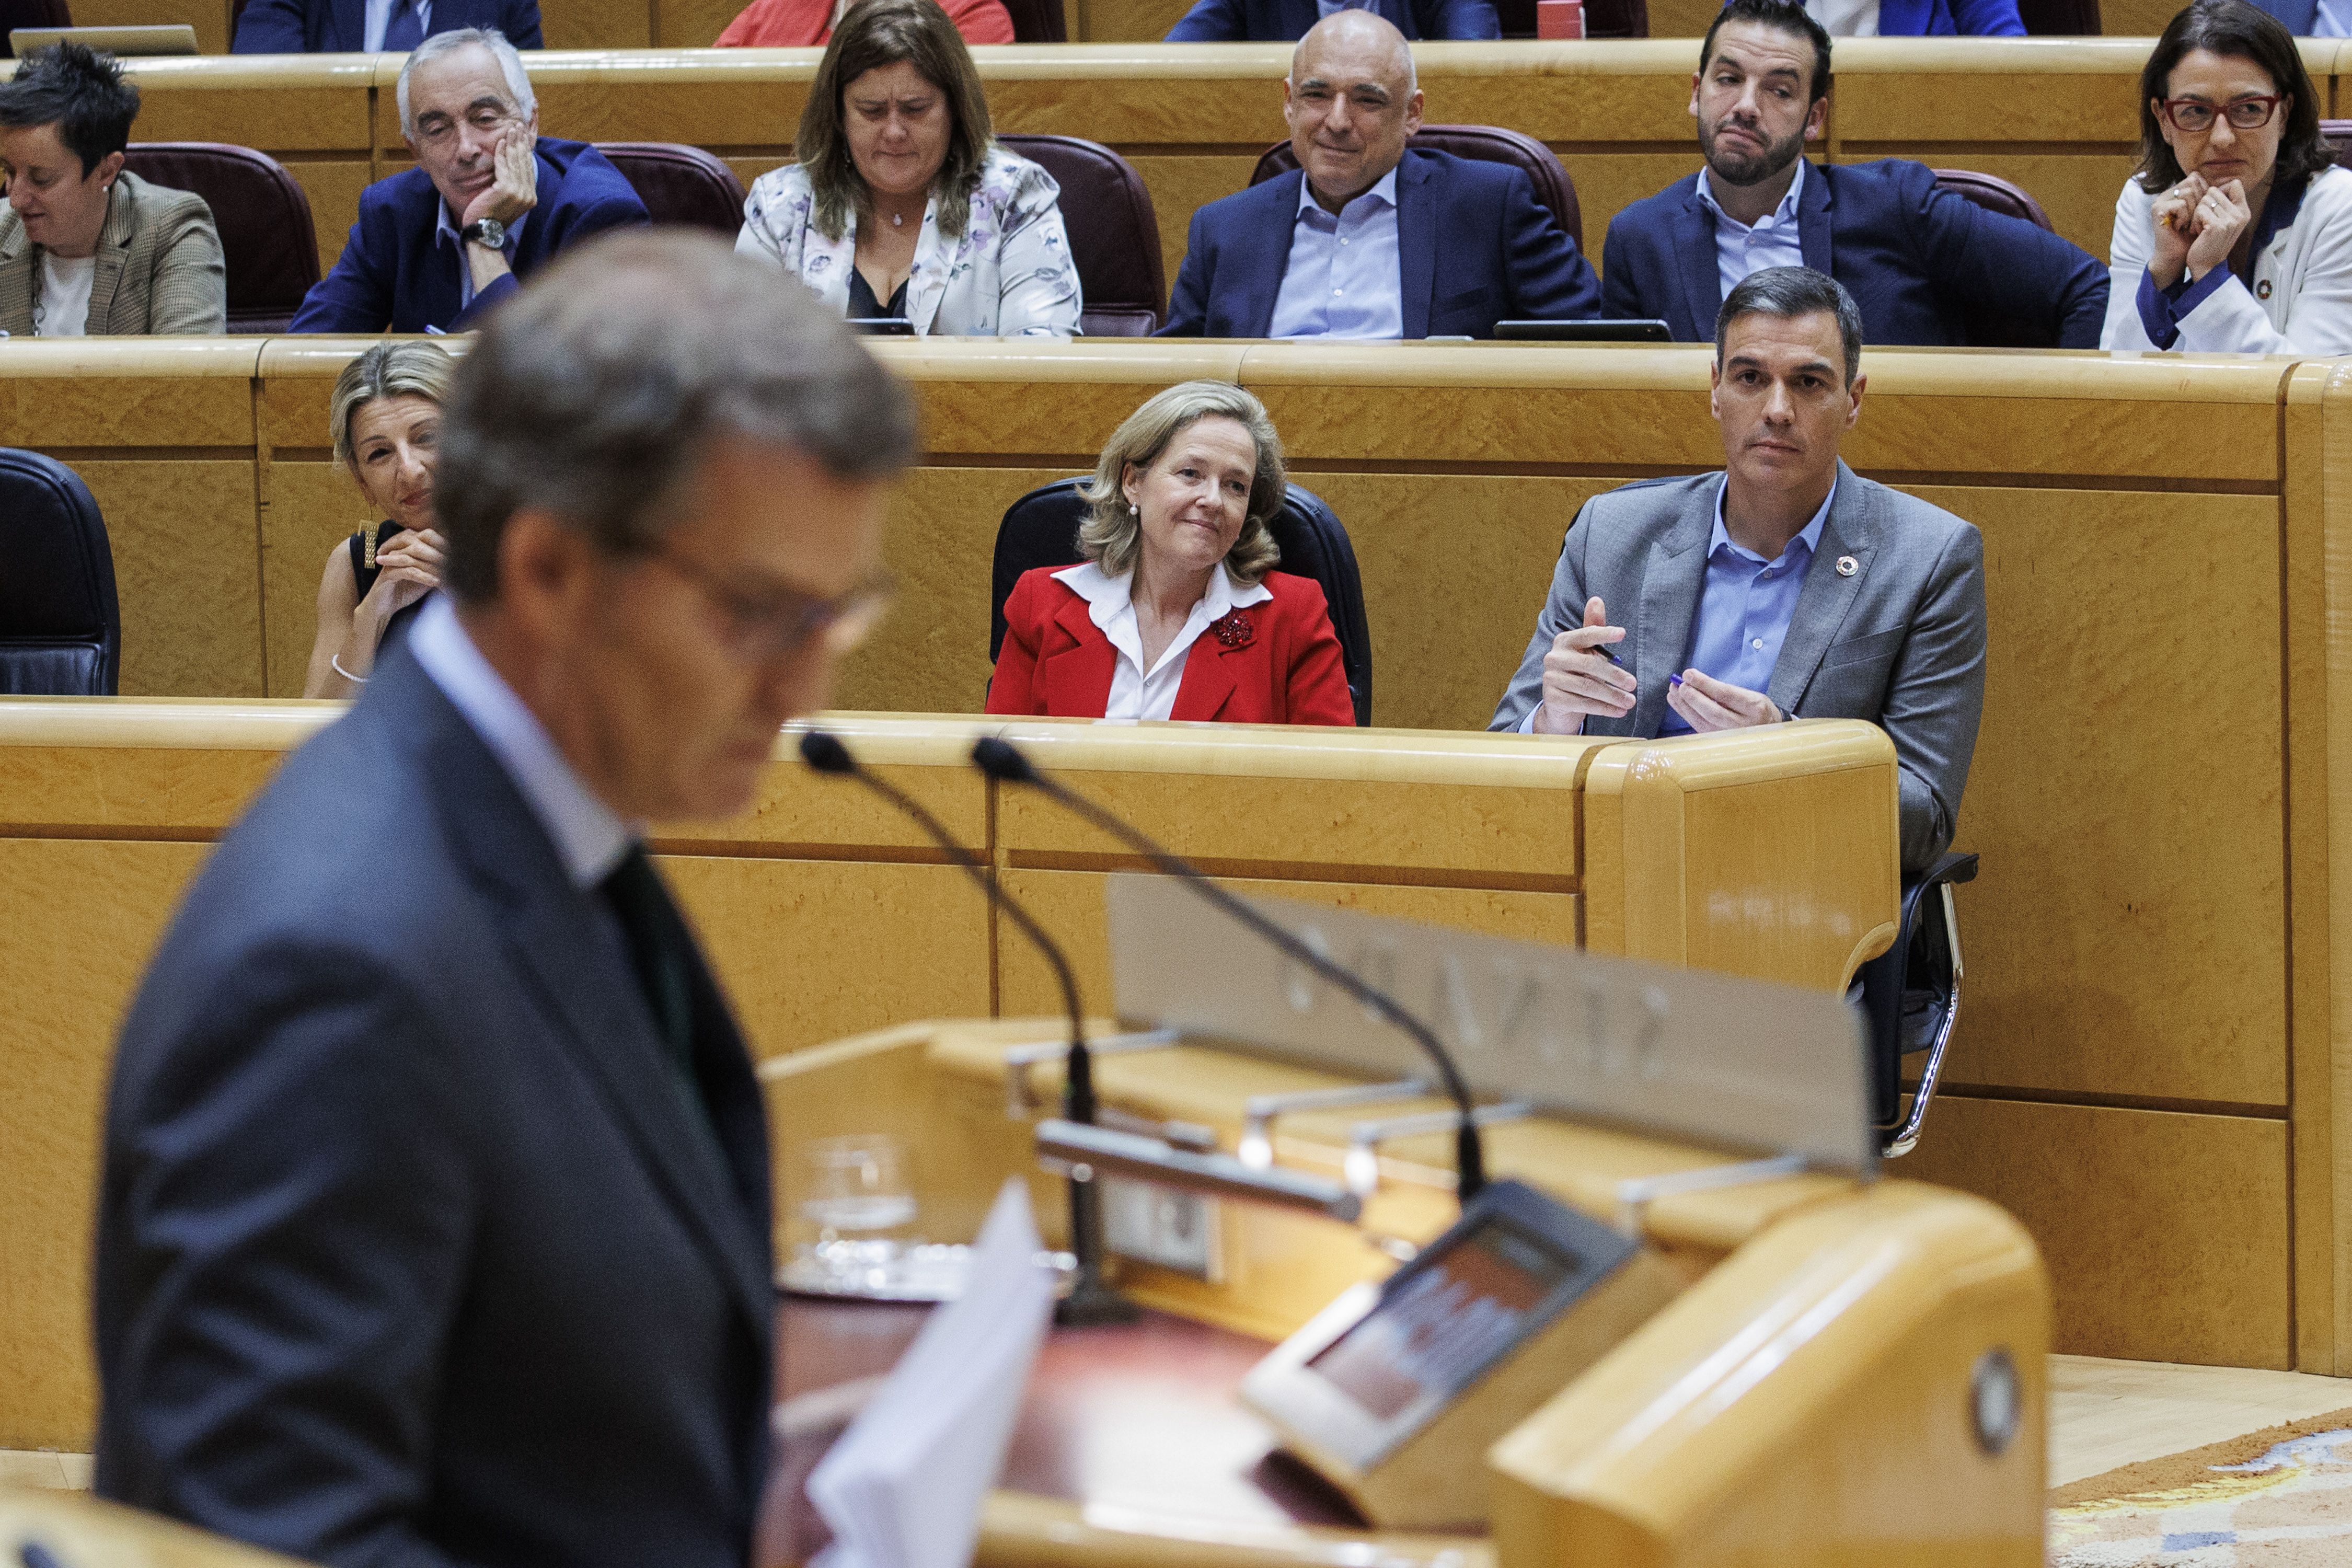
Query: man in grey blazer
1492,266,1985,874
92,232,914,1566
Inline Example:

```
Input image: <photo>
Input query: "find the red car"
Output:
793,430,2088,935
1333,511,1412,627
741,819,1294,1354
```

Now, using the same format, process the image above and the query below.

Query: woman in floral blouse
735,0,1081,338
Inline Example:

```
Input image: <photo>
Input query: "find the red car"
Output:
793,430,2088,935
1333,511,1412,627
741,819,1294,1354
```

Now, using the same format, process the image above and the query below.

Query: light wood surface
0,1488,313,1567
2048,1355,2352,1488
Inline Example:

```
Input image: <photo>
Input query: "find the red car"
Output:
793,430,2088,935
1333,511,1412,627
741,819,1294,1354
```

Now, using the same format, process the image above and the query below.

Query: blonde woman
734,0,1079,337
302,342,457,698
988,381,1354,725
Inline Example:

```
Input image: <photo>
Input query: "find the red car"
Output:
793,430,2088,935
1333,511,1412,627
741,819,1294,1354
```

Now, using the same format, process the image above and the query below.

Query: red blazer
988,568,1357,726
715,0,1013,44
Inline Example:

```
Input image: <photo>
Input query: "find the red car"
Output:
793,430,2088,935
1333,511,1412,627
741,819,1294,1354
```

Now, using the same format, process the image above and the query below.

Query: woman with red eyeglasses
2103,0,2352,353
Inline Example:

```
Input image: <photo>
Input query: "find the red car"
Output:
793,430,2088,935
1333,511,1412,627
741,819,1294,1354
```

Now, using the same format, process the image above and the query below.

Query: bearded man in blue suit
1160,10,1599,339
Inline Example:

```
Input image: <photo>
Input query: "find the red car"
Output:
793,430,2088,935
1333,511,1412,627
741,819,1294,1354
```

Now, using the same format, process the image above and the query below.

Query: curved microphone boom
971,735,1487,1203
798,729,1131,1321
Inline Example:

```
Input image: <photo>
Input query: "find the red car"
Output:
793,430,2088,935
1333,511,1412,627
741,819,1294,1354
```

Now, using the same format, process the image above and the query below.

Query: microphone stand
799,731,1135,1324
972,735,1487,1203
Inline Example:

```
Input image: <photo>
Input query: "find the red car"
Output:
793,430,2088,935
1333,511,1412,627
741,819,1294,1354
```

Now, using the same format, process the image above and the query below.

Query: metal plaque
1104,875,1876,1173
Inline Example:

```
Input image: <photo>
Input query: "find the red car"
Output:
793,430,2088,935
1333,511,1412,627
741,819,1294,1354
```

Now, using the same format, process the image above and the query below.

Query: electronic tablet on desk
10,25,199,54
1240,1179,1681,1531
1494,319,1672,342
847,317,915,337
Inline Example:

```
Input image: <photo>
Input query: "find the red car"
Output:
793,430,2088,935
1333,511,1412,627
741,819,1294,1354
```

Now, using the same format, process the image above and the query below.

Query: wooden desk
44,40,2341,283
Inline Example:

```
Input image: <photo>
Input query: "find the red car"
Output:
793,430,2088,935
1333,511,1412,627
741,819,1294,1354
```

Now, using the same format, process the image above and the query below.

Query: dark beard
1701,120,1806,190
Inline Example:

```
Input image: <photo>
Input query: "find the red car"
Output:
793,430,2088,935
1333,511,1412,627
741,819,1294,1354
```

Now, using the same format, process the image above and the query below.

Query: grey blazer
1491,463,1987,874
0,170,227,336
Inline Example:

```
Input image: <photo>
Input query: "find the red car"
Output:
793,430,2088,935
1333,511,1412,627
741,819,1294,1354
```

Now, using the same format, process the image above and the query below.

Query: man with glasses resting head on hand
94,229,913,1568
2103,0,2352,353
1491,267,1986,877
290,27,647,334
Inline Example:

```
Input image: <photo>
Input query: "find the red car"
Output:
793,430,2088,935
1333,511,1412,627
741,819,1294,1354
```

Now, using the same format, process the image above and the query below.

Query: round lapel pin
2258,279,2275,300
1835,555,1859,578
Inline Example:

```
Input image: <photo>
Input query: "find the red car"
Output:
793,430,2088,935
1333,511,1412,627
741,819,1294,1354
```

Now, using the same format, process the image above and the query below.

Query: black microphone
798,730,1133,1322
972,735,1488,1203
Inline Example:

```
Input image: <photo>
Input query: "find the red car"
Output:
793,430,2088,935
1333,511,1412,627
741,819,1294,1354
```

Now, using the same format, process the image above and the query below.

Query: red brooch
1210,611,1255,649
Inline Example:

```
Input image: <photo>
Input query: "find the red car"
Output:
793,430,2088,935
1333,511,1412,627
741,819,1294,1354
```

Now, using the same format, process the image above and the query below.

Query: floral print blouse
735,144,1083,338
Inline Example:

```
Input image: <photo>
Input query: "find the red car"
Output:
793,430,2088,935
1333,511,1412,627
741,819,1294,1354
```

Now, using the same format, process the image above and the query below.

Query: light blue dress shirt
363,0,432,49
1696,158,1807,309
433,199,528,311
1267,166,1404,340
1658,475,1834,734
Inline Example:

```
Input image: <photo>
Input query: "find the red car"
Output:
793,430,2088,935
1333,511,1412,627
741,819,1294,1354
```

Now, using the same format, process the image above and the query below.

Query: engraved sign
1105,875,1876,1173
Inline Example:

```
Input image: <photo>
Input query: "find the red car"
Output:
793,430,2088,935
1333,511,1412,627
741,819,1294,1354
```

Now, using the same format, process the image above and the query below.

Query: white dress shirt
33,252,94,337
1267,166,1404,340
1696,158,1807,309
363,0,432,49
409,594,633,889
1053,560,1274,722
1806,0,1878,31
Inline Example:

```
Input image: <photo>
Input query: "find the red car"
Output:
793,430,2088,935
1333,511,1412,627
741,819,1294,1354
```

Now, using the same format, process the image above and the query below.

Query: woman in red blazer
988,381,1356,727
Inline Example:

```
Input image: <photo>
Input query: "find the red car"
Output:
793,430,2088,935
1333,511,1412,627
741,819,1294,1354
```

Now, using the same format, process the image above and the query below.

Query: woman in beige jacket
0,43,225,336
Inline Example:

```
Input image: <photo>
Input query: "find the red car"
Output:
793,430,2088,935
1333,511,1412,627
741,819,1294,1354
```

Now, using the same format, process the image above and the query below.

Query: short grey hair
396,27,535,138
434,229,918,603
1714,265,1865,386
329,340,457,474
1078,381,1285,586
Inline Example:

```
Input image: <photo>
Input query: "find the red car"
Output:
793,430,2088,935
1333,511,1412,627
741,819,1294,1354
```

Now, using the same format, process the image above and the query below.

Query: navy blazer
290,138,647,335
1715,0,2019,31
233,0,543,52
1601,158,2108,349
1161,149,1601,339
93,645,776,1568
1167,0,1496,39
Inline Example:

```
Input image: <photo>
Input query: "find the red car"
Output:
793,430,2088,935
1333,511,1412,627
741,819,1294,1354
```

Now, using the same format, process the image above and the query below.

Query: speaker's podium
766,877,2048,1568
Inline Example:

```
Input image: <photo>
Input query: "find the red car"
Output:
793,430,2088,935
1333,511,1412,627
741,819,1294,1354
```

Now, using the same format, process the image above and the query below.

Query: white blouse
1054,561,1273,722
2102,164,2352,355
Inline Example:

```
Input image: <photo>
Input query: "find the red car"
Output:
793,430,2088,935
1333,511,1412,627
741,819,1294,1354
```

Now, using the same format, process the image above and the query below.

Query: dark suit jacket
233,0,543,52
290,138,647,334
1489,464,1987,874
1718,0,2021,31
93,646,775,1568
1160,149,1601,339
986,567,1357,725
1601,158,2108,349
1166,0,1495,40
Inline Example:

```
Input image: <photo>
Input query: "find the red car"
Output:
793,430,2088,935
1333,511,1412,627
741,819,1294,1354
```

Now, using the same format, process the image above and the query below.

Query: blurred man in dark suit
92,229,915,1568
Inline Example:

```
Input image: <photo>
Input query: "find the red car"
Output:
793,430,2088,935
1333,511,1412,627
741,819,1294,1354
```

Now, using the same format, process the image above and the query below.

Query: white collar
1295,164,1401,221
1698,155,1807,231
1052,559,1273,677
408,595,636,889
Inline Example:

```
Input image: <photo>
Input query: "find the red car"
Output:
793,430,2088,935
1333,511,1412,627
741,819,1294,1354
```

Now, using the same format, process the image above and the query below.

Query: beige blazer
0,170,227,337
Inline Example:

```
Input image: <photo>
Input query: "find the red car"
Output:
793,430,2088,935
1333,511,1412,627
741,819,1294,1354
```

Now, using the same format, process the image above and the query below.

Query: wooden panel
1901,1095,2291,1369
119,56,376,152
0,340,258,449
2100,0,2176,32
1124,153,1257,298
0,838,213,1451
1074,0,1191,40
657,0,750,47
543,0,656,49
80,460,266,699
283,158,379,280
261,462,373,698
998,867,1581,1020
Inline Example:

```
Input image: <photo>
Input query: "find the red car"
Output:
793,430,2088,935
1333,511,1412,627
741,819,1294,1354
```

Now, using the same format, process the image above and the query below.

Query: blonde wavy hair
330,341,457,476
1078,382,1285,585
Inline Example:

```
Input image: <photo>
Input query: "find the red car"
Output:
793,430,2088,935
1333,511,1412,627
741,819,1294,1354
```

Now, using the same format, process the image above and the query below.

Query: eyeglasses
2158,94,2285,134
641,545,895,665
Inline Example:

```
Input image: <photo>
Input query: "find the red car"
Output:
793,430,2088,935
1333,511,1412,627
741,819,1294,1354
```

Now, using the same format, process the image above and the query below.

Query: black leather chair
2322,119,2352,167
1932,167,2065,348
1495,0,1646,36
2014,0,2098,30
998,0,1067,40
999,133,1165,335
1252,125,1583,251
123,142,318,333
595,142,747,236
989,476,1374,727
0,449,119,696
1862,851,1977,1158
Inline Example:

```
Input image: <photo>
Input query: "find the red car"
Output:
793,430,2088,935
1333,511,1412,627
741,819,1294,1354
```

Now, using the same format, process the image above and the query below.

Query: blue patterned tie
382,0,425,52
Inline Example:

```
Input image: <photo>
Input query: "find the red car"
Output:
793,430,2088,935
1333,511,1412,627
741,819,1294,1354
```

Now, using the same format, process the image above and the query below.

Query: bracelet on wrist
331,653,370,685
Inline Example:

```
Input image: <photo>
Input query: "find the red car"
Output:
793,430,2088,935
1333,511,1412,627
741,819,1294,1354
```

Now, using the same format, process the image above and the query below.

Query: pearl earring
1128,502,1138,516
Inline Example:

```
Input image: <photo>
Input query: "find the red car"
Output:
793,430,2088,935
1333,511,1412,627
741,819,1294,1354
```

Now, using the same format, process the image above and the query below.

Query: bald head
1283,8,1425,213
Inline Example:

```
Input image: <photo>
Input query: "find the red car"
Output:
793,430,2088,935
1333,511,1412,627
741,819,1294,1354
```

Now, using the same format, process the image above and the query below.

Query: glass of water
800,1134,917,1240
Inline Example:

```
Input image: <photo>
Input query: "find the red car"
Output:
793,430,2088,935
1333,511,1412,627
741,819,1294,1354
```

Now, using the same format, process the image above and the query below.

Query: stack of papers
806,1180,1057,1568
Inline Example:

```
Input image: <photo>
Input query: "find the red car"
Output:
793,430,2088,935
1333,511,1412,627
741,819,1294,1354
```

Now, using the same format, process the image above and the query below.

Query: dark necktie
601,847,723,1150
382,0,425,53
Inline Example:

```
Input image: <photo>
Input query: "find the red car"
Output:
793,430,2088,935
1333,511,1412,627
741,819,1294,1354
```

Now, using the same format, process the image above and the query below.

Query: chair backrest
2323,119,2352,167
0,0,71,55
0,448,119,695
1931,167,2060,349
1494,0,1647,36
2013,0,2098,30
989,476,1374,726
998,0,1067,41
997,133,1165,335
1251,125,1583,252
594,142,748,236
122,142,318,333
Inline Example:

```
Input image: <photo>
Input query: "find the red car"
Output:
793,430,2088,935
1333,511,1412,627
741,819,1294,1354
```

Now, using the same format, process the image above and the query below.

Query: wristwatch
459,217,508,251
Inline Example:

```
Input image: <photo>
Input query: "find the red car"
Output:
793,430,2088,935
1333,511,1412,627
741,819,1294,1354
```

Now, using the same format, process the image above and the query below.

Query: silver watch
460,217,508,251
